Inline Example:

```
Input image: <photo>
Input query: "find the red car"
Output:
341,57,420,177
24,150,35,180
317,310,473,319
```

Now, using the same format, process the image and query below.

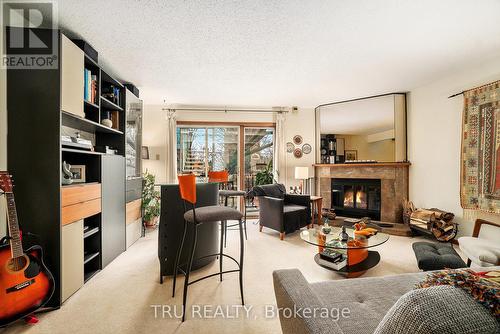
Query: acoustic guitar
0,172,55,326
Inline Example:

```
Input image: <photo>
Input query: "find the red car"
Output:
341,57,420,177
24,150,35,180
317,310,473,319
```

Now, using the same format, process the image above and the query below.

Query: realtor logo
1,0,58,69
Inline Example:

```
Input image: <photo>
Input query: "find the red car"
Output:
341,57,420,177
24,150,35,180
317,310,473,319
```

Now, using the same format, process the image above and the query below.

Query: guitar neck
5,192,24,258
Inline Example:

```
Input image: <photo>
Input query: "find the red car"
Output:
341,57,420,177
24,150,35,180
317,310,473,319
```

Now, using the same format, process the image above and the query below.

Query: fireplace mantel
314,162,410,224
313,162,410,168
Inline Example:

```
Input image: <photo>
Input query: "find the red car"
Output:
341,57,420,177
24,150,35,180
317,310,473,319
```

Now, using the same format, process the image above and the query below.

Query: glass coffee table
300,226,389,277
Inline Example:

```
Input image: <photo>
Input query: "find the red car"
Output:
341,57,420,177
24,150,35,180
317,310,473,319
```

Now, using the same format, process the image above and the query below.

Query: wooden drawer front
62,183,101,207
126,199,142,225
62,198,101,225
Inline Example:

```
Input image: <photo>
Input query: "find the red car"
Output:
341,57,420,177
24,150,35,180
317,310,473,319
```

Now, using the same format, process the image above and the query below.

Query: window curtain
166,109,177,183
274,112,286,183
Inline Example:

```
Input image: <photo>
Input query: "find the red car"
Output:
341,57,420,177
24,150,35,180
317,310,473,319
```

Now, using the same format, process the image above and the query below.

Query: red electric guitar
0,172,54,326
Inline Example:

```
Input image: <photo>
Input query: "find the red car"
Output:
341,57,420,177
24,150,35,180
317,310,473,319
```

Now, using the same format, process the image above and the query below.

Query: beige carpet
2,221,441,334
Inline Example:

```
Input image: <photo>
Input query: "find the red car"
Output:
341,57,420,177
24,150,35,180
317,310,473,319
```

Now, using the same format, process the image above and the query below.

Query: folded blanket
416,269,500,318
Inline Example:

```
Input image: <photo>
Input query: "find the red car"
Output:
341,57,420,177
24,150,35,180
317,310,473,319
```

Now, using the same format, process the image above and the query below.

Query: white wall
282,108,316,190
408,57,500,237
142,104,168,184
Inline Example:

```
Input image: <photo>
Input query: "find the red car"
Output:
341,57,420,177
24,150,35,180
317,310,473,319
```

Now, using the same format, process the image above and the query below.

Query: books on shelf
110,111,120,130
84,69,98,104
102,85,121,106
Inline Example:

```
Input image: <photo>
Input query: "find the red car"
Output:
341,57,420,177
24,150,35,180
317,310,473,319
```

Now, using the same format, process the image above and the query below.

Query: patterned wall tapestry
461,80,500,213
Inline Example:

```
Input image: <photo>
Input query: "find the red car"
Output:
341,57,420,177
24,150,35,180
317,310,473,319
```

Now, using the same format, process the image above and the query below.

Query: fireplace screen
344,187,355,207
332,179,381,220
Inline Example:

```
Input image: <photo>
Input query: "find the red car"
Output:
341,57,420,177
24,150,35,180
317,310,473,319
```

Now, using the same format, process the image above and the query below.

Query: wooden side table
310,196,323,226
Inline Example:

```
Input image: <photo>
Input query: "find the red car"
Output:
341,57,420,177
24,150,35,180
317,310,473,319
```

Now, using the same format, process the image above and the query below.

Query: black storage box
124,83,140,98
72,39,98,63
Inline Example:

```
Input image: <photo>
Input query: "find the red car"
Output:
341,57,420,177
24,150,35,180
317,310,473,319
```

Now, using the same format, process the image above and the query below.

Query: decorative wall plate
302,143,312,154
286,142,294,153
293,148,303,158
293,135,303,145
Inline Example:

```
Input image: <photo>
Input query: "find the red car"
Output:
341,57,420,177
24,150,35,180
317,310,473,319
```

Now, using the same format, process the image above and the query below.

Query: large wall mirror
315,93,407,164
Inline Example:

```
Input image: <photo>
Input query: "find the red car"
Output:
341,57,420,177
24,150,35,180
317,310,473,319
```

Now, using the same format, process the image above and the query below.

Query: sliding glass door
207,127,239,187
176,124,275,213
177,126,239,185
177,127,207,178
243,127,275,213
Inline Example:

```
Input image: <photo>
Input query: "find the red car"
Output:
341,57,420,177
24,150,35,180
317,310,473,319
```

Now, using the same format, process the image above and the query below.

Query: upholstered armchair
458,219,500,267
253,184,311,240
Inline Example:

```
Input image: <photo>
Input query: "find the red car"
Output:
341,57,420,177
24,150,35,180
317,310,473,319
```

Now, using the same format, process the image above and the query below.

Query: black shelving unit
83,54,100,123
82,212,102,282
7,29,128,307
62,111,124,135
84,100,100,110
84,252,100,264
320,134,345,164
62,148,104,156
101,96,123,112
84,269,100,283
84,226,100,238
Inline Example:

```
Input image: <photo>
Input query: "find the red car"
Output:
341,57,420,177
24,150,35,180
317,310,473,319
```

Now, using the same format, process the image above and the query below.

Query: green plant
255,161,275,185
142,170,161,223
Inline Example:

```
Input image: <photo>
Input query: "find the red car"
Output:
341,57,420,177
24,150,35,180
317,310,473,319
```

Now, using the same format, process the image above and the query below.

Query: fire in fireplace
332,178,381,220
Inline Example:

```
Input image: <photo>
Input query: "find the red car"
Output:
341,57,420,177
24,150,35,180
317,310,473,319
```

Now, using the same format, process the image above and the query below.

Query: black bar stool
172,174,245,322
219,189,248,246
208,170,248,246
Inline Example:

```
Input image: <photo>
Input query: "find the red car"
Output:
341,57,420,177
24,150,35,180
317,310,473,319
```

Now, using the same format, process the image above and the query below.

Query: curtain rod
448,79,500,99
165,107,287,113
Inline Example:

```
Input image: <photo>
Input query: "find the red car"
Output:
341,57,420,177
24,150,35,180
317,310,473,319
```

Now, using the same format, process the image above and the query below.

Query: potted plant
255,161,274,186
142,170,161,227
253,161,275,208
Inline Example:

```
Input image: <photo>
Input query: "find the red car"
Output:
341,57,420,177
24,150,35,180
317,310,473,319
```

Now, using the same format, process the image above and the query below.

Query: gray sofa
273,268,500,334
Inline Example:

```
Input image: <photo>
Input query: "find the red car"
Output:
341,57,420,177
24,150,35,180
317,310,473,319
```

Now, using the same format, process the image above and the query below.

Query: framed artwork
293,135,303,145
70,165,86,183
302,143,312,154
345,150,357,161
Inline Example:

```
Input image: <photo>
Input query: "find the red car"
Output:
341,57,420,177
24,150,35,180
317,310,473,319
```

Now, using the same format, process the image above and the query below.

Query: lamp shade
295,166,309,180
141,146,150,159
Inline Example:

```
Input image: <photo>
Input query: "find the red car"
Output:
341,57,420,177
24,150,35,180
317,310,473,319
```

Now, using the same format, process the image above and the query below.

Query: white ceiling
320,95,394,135
55,0,500,106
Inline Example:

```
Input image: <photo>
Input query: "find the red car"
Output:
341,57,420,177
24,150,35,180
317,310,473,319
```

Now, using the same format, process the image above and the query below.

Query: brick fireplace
314,163,410,224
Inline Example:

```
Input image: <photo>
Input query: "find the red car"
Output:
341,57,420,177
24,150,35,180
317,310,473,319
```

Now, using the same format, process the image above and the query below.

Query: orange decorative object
353,225,378,238
317,232,326,253
347,248,369,266
178,174,197,204
353,222,367,231
347,237,368,266
208,170,229,183
354,229,373,237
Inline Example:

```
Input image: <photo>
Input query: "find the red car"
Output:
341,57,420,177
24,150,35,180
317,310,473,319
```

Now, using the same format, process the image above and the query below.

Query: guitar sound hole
7,255,29,272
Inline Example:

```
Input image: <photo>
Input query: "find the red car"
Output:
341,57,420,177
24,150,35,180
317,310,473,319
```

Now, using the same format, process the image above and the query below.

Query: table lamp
295,166,309,194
